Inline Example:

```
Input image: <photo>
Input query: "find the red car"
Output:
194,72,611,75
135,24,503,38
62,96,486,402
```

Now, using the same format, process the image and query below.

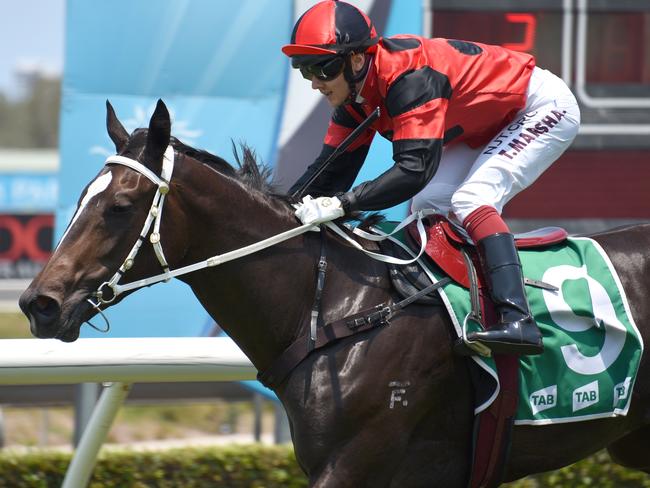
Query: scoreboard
431,0,650,87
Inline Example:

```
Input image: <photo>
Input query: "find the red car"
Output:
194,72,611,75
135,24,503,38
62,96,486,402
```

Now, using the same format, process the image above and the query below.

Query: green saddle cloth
377,222,643,424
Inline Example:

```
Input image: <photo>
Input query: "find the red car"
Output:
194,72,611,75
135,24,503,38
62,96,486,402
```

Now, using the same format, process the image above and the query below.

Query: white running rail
0,337,257,488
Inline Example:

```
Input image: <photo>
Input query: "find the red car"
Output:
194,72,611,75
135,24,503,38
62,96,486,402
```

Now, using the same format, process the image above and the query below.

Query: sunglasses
296,56,345,82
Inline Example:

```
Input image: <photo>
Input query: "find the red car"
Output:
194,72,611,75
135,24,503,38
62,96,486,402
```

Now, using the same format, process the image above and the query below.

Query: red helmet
282,0,379,57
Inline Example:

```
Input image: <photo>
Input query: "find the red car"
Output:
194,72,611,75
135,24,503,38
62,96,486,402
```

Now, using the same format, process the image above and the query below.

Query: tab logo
573,381,599,412
529,385,557,415
613,377,632,407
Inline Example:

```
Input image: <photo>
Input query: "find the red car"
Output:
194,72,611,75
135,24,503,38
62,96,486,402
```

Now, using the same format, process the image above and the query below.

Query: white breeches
410,67,581,223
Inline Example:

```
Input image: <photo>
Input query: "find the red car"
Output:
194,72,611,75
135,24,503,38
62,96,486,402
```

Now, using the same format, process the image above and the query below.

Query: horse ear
106,100,129,152
143,99,171,173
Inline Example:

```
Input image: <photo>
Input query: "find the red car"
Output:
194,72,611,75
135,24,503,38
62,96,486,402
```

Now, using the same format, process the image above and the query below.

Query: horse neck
173,157,319,371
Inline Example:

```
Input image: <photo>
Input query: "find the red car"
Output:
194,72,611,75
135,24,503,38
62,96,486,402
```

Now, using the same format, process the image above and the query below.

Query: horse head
19,100,191,342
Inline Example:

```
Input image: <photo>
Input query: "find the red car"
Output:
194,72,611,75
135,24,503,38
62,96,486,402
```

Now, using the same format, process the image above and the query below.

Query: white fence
0,337,258,488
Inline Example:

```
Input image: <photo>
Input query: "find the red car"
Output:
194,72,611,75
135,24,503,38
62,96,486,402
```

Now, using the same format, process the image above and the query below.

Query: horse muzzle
19,289,83,342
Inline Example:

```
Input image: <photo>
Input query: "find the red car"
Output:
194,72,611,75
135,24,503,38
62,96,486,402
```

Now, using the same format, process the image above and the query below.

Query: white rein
88,147,434,312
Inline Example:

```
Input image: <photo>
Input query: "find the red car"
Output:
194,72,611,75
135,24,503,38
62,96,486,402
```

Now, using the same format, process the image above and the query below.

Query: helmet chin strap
343,53,372,104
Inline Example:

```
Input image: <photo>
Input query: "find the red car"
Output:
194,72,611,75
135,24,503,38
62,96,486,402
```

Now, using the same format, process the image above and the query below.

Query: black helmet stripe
334,1,373,46
290,10,309,44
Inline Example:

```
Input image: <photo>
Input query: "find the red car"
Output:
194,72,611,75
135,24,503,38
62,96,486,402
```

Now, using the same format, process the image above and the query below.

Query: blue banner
61,0,292,338
0,174,57,212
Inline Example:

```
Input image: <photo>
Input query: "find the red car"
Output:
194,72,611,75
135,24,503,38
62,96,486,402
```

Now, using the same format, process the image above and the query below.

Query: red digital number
503,13,537,52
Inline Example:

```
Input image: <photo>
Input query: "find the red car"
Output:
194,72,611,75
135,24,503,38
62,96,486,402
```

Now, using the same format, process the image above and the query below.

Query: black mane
126,129,277,197
171,137,280,197
172,136,383,228
128,129,381,228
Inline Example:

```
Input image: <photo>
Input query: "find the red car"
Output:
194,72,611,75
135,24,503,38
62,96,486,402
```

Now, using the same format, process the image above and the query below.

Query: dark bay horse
19,100,650,486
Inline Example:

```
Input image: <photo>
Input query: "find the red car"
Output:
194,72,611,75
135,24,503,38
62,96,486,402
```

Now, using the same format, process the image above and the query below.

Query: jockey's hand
295,195,345,226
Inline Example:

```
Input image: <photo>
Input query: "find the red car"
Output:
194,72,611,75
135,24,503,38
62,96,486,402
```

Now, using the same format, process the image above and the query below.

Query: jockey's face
310,70,349,107
307,53,366,108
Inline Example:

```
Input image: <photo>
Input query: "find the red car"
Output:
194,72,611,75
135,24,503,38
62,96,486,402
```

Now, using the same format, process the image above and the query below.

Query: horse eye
110,203,132,214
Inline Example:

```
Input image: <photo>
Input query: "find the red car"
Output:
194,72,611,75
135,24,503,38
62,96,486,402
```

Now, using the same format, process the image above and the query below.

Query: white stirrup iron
88,147,435,312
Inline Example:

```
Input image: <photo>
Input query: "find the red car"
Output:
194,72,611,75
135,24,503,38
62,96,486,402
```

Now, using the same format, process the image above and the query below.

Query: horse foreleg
302,409,471,488
306,438,469,488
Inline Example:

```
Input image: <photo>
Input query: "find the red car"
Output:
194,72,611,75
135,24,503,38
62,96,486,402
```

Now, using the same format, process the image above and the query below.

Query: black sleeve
339,64,451,213
344,138,442,211
288,143,370,198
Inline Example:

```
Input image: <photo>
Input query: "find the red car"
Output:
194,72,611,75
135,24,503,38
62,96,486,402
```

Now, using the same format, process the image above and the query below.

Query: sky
0,0,65,98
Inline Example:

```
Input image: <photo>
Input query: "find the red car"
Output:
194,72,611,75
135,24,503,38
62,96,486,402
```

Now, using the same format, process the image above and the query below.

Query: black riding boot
466,233,544,355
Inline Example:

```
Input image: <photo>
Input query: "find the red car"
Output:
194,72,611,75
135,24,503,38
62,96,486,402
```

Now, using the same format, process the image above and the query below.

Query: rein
91,146,435,309
86,148,436,337
89,147,315,308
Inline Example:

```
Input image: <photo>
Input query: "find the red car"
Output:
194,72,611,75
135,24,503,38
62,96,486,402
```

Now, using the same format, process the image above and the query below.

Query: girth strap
309,235,328,346
258,304,392,389
258,277,451,389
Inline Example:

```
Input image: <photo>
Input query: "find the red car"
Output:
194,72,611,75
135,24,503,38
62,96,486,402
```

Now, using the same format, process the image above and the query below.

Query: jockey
284,0,580,356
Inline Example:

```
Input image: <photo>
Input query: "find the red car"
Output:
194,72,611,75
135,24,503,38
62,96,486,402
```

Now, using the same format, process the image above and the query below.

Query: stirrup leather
457,249,491,357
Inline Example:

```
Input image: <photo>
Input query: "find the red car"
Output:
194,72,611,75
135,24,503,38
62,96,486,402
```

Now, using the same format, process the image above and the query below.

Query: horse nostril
30,295,61,322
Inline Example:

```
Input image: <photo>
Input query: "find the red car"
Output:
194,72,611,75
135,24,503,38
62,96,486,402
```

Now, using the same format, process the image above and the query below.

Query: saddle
384,215,568,300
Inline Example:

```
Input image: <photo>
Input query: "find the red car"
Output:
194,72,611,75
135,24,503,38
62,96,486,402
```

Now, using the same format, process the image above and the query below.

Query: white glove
295,195,345,226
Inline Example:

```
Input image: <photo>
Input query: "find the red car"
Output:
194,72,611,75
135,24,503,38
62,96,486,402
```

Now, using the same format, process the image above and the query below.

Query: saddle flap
407,216,474,288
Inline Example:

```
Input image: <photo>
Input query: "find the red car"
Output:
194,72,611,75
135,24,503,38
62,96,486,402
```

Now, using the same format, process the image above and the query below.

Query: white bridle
88,147,434,311
90,146,175,306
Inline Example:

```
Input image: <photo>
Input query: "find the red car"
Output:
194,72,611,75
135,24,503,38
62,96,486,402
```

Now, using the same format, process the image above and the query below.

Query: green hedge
504,450,650,487
0,445,307,488
1,446,649,487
